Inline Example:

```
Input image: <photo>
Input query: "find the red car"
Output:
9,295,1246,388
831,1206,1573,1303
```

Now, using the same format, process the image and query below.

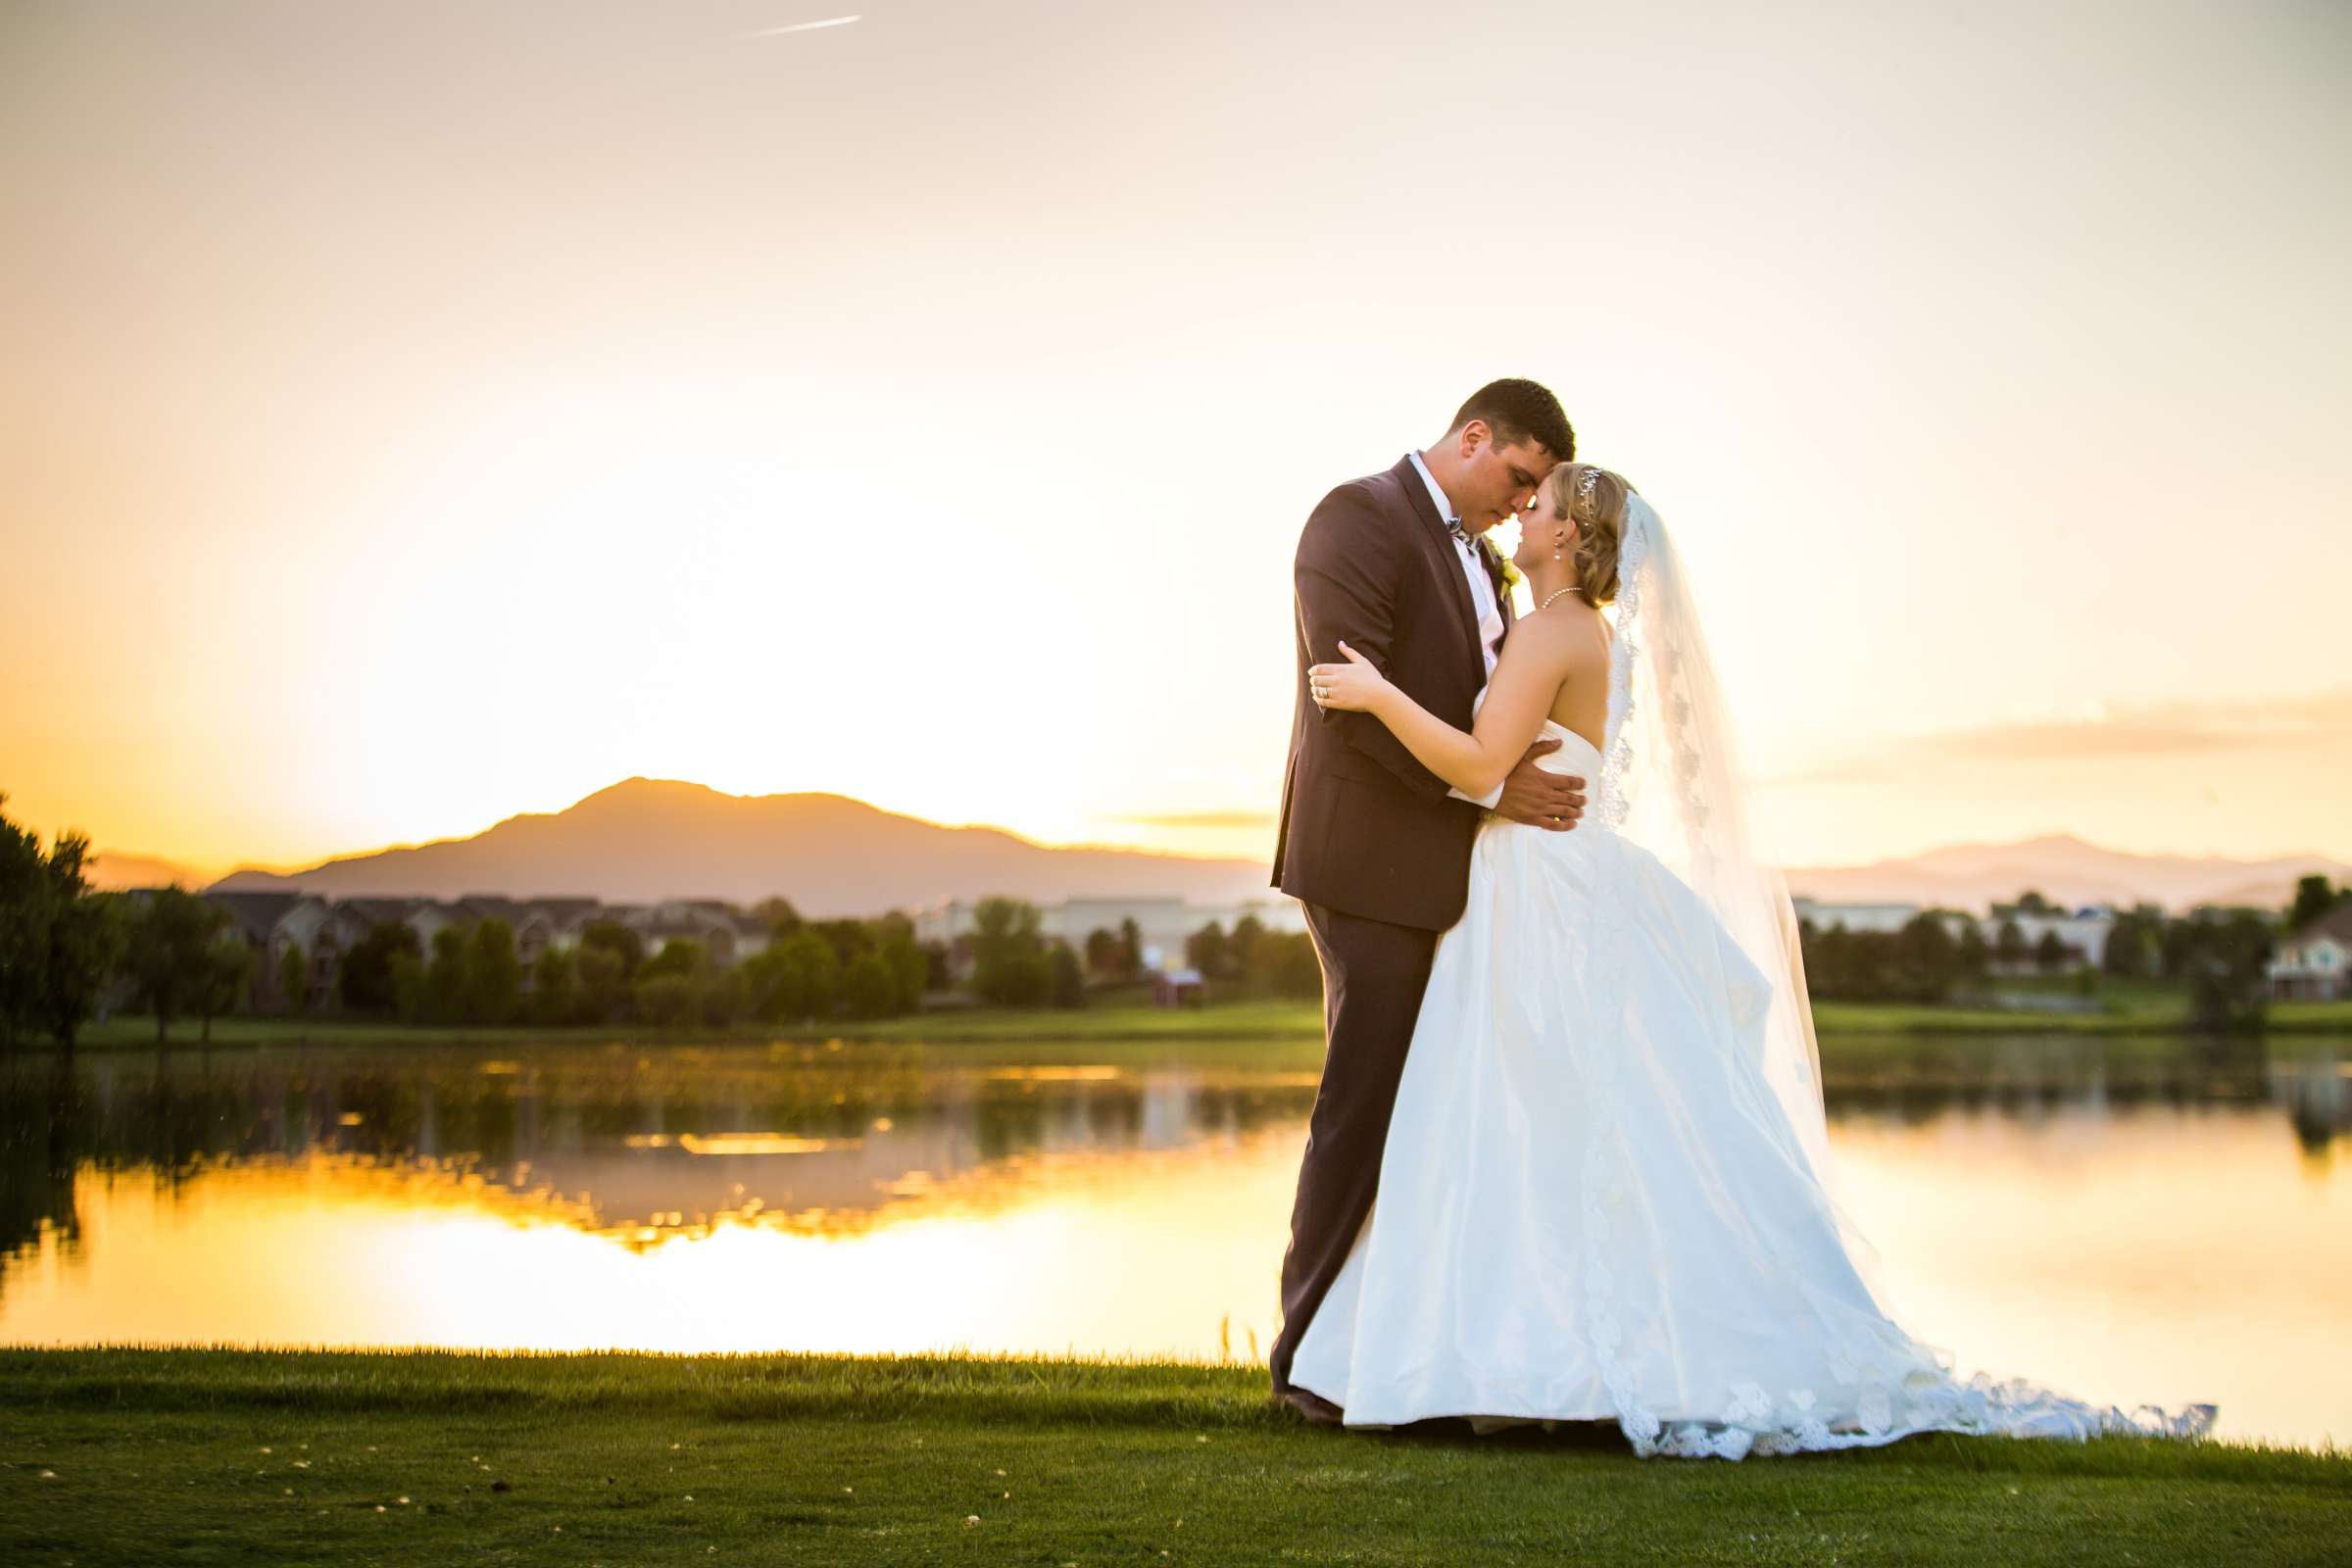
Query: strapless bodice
1535,719,1604,778
1469,685,1605,781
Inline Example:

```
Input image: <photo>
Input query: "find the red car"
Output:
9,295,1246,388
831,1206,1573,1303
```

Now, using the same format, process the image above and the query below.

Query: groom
1268,377,1585,1419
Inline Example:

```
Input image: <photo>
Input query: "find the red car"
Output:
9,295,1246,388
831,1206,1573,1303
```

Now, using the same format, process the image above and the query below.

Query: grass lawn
57,992,2352,1055
1,1349,2341,1567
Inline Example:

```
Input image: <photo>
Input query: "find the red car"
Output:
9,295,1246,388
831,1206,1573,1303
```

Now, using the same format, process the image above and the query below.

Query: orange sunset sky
4,0,2347,882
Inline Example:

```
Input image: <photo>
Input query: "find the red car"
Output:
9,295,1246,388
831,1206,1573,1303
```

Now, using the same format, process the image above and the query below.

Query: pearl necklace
1539,585,1582,612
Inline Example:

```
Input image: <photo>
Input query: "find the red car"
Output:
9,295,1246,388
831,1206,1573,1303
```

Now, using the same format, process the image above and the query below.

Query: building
1981,906,2117,970
2270,903,2352,1001
1790,899,1922,936
623,899,772,967
190,890,784,1012
1153,967,1208,1008
910,894,1308,978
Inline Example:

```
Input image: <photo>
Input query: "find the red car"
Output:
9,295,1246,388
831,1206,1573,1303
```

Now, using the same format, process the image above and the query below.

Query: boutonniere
1482,537,1523,595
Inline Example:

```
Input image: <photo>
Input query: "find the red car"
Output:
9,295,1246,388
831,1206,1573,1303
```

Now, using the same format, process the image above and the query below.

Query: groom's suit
1268,452,1515,1397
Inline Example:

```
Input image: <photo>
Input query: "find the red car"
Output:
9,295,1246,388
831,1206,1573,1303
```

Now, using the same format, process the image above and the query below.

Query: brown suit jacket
1271,454,1516,932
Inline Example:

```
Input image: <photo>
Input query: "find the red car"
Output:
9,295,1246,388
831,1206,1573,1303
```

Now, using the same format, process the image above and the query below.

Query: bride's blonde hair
1544,464,1633,608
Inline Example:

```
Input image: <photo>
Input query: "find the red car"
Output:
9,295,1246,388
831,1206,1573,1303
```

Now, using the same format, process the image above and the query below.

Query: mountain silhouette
204,777,1276,916
96,782,2348,917
1785,832,2350,912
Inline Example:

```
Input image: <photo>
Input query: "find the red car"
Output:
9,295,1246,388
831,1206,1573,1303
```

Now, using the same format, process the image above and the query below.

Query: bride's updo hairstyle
1546,463,1633,608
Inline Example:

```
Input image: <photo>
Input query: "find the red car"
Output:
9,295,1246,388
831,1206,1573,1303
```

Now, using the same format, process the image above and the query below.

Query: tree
2286,875,2341,933
528,945,579,1026
1185,920,1232,981
1994,918,2029,968
967,898,1049,1006
1229,914,1265,981
123,887,229,1045
0,793,51,1050
880,931,928,1014
1892,912,1960,1002
755,896,803,937
1954,921,1990,982
573,942,629,1024
387,949,427,1023
36,833,123,1050
2102,909,2160,979
811,918,876,971
423,927,467,1024
741,943,799,1024
1083,926,1123,978
641,937,708,982
634,972,698,1027
744,930,842,1024
1247,930,1324,999
1048,943,1086,1009
198,936,254,1043
1118,916,1143,979
340,919,421,1014
2033,929,2068,974
2180,911,2273,1032
577,919,644,980
699,967,747,1028
464,918,523,1025
279,941,310,1014
843,952,898,1019
2016,890,2056,916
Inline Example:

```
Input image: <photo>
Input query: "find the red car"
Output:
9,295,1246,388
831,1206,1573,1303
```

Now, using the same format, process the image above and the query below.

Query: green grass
54,990,2352,1056
0,1349,2340,1567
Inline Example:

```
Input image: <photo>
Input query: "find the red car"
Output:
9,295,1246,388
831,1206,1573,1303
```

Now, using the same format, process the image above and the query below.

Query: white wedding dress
1288,496,2217,1460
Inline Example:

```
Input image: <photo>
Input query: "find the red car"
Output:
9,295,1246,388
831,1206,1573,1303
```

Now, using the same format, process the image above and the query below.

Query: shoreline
24,995,2352,1054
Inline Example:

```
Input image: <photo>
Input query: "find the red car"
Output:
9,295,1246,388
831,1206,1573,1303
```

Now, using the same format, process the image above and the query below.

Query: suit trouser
1267,898,1442,1396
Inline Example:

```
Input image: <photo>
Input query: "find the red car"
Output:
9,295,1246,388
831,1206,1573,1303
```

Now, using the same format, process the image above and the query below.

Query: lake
2,1034,2345,1449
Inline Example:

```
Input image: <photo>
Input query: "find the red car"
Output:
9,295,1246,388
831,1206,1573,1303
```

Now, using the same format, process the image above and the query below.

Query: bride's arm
1309,625,1573,802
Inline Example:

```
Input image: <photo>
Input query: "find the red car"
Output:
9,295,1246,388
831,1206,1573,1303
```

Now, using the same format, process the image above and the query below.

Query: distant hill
123,782,2349,920
1785,833,2352,914
84,851,207,891
205,777,1276,916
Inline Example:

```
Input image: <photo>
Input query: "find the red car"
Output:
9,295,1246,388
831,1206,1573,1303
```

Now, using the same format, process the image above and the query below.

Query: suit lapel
1389,455,1486,688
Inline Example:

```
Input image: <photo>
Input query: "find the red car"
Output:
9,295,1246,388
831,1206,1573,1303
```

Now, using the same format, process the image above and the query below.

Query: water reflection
0,1037,2345,1447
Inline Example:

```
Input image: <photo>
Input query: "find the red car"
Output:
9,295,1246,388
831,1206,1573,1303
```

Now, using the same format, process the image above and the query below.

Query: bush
634,972,698,1027
1048,945,1085,1009
843,952,898,1019
970,898,1050,1006
339,919,421,1014
528,946,579,1026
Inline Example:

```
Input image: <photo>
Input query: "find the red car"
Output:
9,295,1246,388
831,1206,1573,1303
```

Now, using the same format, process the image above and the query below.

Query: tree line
0,792,954,1047
373,902,942,1031
1178,914,1324,999
1797,891,2289,1031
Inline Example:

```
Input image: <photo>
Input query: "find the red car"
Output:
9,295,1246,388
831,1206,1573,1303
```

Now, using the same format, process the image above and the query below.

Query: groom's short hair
1449,378,1575,463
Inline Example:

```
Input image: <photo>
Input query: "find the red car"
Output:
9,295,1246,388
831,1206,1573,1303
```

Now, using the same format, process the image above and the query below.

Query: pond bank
38,995,2352,1054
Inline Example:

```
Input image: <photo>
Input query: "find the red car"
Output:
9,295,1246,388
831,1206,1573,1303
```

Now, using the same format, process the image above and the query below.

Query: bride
1296,463,2216,1458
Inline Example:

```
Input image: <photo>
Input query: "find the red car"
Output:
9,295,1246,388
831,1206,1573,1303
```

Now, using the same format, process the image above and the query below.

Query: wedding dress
1287,494,2217,1458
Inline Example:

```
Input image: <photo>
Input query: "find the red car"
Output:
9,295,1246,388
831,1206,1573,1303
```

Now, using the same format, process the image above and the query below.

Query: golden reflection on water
1,1089,2345,1448
0,1133,1299,1363
1828,1107,2347,1449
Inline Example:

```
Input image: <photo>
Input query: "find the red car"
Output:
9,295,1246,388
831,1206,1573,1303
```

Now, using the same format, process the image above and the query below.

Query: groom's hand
1493,739,1586,832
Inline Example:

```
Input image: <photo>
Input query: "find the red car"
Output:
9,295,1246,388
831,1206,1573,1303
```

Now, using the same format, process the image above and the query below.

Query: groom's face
1459,426,1561,535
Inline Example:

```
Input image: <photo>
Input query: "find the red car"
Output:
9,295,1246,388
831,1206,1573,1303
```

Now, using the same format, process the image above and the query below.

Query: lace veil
1584,490,2218,1454
1595,489,1888,1295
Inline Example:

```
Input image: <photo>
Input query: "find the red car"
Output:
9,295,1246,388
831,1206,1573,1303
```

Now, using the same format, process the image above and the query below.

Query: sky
3,0,2347,881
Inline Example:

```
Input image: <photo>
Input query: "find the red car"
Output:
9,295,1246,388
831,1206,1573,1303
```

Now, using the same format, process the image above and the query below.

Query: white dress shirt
1407,449,1507,811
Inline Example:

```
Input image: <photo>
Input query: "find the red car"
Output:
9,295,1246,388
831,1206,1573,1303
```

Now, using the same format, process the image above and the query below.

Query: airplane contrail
746,15,861,36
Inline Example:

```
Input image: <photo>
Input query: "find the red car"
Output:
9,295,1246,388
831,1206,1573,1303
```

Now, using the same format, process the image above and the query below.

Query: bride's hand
1307,641,1392,712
